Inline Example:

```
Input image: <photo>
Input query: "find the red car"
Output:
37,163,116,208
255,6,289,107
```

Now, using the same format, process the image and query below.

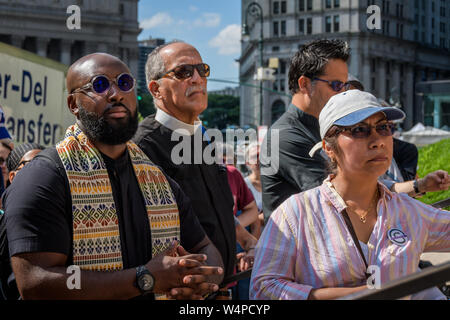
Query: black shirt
133,115,236,279
393,138,418,181
3,147,205,268
260,104,327,220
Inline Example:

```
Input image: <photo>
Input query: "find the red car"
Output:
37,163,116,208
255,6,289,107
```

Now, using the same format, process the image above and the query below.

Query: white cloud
209,24,241,55
189,5,199,12
194,13,221,28
140,12,173,29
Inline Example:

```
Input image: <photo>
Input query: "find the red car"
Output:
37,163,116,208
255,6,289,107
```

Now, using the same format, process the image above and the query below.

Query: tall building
138,37,165,93
0,0,141,77
239,0,450,130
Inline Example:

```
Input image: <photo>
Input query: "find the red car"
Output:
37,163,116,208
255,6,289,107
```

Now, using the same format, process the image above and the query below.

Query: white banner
0,48,72,146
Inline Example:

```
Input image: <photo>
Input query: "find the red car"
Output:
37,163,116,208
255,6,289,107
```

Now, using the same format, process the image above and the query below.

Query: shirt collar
322,175,393,213
287,104,320,130
155,108,202,136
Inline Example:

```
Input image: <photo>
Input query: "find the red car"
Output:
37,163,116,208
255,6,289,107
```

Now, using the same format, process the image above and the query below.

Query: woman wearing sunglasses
250,90,449,300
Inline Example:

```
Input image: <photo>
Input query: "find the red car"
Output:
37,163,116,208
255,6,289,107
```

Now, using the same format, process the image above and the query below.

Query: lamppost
242,2,264,126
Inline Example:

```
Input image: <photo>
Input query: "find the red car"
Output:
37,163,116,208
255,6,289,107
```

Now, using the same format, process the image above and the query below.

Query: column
434,98,441,128
128,48,139,81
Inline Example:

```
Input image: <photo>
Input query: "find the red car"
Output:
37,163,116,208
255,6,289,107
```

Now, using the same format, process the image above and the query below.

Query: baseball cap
6,142,45,172
309,90,406,157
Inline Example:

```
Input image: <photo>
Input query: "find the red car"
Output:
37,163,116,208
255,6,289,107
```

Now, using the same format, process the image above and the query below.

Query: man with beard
3,53,224,300
133,42,237,289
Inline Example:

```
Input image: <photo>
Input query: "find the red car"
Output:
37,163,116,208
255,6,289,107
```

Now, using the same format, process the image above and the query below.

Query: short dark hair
288,39,350,95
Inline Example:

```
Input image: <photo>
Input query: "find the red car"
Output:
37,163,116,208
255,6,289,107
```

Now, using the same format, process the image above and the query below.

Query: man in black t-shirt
3,53,223,300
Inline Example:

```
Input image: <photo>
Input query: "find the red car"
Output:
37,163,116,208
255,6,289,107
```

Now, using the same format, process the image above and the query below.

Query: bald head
67,53,130,93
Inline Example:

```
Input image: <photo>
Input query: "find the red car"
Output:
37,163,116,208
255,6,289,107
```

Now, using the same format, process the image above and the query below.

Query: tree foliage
201,94,240,130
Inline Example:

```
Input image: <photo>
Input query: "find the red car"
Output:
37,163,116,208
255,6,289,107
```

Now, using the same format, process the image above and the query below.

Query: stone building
239,0,450,129
0,0,141,78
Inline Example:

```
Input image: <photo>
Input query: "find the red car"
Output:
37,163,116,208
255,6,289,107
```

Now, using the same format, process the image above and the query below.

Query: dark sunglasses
313,77,351,92
336,122,395,139
71,73,136,95
161,63,210,80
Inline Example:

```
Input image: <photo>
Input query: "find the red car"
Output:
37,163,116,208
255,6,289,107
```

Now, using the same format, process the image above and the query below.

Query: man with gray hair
133,42,237,290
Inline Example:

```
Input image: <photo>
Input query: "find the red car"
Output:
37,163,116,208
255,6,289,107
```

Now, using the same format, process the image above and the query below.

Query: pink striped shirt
250,176,450,300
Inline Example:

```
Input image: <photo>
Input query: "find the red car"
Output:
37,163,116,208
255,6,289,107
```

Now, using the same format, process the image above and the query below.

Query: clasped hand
145,241,223,300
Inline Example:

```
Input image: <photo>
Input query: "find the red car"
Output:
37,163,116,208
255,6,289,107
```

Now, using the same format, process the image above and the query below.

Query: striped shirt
250,176,450,300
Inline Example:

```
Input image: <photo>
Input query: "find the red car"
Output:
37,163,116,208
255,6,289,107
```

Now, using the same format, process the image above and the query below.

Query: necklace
347,188,379,223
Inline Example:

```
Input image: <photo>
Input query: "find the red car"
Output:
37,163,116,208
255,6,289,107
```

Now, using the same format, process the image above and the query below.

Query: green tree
137,91,156,119
201,94,240,130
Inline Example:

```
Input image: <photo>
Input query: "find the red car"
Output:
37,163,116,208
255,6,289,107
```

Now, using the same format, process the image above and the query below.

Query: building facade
0,0,141,78
138,37,165,93
239,0,450,129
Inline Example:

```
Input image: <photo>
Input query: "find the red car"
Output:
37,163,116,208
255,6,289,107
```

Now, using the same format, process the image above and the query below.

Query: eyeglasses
71,73,136,95
335,122,395,139
313,77,351,92
160,63,210,80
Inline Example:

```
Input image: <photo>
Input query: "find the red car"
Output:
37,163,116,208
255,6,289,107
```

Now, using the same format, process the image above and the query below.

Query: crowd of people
0,39,448,300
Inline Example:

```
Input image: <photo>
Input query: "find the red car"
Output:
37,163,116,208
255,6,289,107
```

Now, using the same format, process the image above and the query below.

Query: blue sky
138,0,242,91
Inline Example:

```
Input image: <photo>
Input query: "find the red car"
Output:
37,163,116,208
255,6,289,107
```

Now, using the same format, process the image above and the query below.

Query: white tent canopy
400,123,450,146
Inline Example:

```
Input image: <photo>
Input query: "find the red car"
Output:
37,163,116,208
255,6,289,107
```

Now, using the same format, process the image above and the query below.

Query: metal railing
431,197,450,209
341,261,450,300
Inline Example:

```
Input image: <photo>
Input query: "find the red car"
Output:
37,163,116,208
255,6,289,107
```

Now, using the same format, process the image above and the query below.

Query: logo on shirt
387,228,408,246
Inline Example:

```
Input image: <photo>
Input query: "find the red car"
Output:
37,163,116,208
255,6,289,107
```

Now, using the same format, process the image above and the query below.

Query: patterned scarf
56,124,180,277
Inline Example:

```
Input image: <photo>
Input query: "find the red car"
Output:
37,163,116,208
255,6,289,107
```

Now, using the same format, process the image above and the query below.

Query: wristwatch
413,179,426,196
135,265,155,295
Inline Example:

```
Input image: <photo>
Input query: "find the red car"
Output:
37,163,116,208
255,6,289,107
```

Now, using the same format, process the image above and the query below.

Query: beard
77,103,138,145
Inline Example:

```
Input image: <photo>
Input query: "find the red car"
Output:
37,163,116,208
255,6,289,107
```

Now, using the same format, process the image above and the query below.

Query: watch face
138,274,154,291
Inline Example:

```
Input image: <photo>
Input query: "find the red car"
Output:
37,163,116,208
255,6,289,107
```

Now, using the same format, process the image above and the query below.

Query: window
299,19,305,34
440,38,446,49
432,1,435,12
441,22,446,33
307,18,312,34
281,1,287,13
272,46,280,52
307,0,313,11
441,6,446,17
371,58,376,73
334,0,340,8
280,60,286,74
386,61,390,75
299,0,305,11
326,0,332,9
432,18,435,29
273,21,279,37
281,20,286,36
326,16,332,32
273,1,279,14
334,15,340,32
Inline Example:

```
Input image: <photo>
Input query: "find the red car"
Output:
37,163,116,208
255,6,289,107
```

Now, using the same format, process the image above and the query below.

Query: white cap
309,90,406,157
